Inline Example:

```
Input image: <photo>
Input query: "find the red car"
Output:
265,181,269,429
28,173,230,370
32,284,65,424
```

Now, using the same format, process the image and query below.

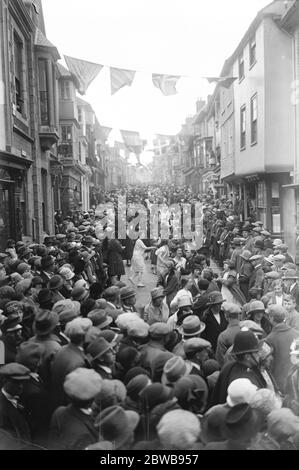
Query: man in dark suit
282,270,299,311
49,368,101,450
0,363,32,445
40,256,56,288
51,319,91,411
248,255,265,292
201,291,228,352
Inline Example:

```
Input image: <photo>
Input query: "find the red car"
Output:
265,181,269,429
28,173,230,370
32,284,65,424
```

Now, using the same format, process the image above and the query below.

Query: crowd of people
0,185,299,450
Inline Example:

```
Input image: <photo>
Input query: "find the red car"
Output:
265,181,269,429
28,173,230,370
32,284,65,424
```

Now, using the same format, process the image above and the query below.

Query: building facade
0,0,60,249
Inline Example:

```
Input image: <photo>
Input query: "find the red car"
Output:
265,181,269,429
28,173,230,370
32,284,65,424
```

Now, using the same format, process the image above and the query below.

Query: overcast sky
42,0,270,161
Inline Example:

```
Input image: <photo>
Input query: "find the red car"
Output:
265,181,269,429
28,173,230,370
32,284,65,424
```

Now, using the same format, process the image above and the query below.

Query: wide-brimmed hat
207,291,224,306
240,250,252,261
71,286,89,302
282,269,299,280
87,309,113,329
157,410,201,450
248,300,265,314
179,315,206,337
64,368,102,401
15,278,32,296
87,338,113,361
15,342,43,370
177,295,193,309
48,275,64,291
120,286,136,301
224,403,261,440
226,379,258,407
162,356,189,385
200,405,228,443
115,312,140,330
95,406,140,449
2,313,22,333
173,374,209,411
34,310,59,336
231,330,260,355
41,255,55,269
59,267,75,280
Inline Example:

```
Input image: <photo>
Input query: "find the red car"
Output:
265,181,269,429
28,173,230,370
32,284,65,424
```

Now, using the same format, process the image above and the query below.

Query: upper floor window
38,59,49,125
240,105,246,150
14,33,25,115
61,125,72,143
60,80,71,100
251,94,258,145
249,36,257,67
238,52,245,81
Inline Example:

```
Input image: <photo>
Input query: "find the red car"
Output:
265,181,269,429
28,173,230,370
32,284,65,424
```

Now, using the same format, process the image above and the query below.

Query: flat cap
149,322,171,338
0,363,31,381
183,338,212,354
120,286,136,301
249,255,263,261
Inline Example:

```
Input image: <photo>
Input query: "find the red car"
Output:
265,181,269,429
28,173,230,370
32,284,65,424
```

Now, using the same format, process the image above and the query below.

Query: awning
183,167,196,177
282,183,299,190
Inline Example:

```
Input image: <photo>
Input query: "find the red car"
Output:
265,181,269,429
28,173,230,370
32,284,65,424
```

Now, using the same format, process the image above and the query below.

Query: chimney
196,99,205,113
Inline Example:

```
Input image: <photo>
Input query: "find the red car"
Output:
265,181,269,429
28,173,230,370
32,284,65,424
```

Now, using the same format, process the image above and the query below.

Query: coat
215,321,241,367
28,334,61,389
156,271,179,307
107,240,125,277
248,265,264,291
266,323,299,393
201,309,228,352
49,404,98,450
210,360,267,406
0,392,31,443
51,344,91,410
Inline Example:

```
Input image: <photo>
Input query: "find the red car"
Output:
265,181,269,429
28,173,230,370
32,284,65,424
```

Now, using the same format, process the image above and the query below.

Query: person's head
283,294,296,313
226,270,237,287
273,279,283,296
290,338,299,367
116,347,141,370
282,270,299,291
64,368,102,409
231,330,261,369
88,338,116,367
120,287,136,307
65,318,92,346
183,338,211,365
151,287,165,307
103,286,120,306
175,247,183,258
268,305,286,327
222,302,241,323
207,291,224,315
192,265,201,278
258,341,274,370
202,268,213,282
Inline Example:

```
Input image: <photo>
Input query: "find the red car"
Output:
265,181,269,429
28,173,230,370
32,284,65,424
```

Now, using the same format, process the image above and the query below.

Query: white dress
131,238,147,273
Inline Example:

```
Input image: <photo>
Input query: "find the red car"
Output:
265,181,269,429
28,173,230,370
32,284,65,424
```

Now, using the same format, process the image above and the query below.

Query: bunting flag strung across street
100,126,113,141
64,55,103,95
120,130,144,165
205,76,238,89
110,67,136,95
152,74,180,96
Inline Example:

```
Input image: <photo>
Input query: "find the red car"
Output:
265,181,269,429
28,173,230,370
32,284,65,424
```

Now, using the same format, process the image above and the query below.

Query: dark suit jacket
51,344,91,410
201,310,228,352
49,404,98,450
0,392,31,443
157,271,179,306
210,361,267,406
290,284,299,312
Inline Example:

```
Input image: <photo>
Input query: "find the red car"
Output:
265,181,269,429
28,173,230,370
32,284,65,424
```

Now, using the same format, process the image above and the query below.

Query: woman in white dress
129,237,154,287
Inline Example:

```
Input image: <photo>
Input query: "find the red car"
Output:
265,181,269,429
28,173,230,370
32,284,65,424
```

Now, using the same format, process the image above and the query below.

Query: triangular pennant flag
100,126,113,141
64,55,103,95
205,76,237,88
152,74,180,96
110,67,136,95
